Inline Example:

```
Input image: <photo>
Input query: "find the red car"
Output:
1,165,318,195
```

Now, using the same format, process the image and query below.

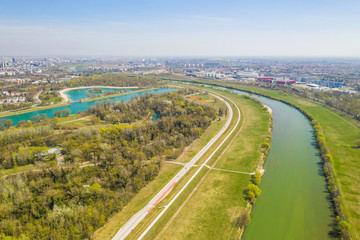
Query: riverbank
128,87,271,240
173,78,356,239
59,86,139,102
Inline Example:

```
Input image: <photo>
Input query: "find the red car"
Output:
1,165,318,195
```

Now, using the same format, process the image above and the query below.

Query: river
1,84,334,238
1,87,176,126
208,85,334,239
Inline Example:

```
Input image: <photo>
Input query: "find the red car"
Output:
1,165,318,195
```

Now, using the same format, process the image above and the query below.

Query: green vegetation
39,92,62,105
172,79,360,239
93,92,227,239
141,89,270,240
0,89,219,239
54,73,161,90
0,102,32,113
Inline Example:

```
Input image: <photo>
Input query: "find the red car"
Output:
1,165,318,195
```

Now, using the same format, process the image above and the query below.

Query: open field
141,87,270,240
177,79,360,239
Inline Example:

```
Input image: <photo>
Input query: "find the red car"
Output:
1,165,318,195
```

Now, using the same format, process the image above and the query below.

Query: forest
0,89,218,239
54,74,160,90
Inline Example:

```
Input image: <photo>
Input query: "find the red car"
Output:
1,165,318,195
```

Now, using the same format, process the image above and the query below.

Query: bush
244,184,261,204
235,211,251,228
251,171,262,186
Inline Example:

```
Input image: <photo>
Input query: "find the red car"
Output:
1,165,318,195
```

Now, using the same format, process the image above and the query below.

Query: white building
236,71,259,78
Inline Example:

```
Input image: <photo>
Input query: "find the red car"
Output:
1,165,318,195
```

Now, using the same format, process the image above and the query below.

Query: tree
54,110,62,118
40,113,48,120
244,184,261,204
338,220,351,239
251,170,262,186
91,116,100,124
62,109,71,117
4,119,13,128
235,211,250,228
31,114,41,122
357,139,360,148
0,119,13,129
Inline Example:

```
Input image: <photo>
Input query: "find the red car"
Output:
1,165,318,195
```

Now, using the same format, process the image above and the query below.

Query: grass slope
144,90,269,240
192,81,360,238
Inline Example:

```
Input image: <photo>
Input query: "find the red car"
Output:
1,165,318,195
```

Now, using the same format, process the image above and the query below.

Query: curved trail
112,93,237,240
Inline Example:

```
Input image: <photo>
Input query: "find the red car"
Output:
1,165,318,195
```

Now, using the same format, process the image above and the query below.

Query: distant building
235,71,259,79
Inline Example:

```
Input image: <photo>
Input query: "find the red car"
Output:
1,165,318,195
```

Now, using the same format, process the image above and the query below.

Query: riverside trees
0,89,218,239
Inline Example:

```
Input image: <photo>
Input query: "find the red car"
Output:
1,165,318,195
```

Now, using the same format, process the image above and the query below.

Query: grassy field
182,80,360,239
140,88,270,240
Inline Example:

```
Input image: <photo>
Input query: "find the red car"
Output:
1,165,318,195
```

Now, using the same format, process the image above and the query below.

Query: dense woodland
0,89,218,239
54,74,160,90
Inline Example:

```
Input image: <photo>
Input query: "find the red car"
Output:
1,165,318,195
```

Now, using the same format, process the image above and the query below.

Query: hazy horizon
1,0,360,57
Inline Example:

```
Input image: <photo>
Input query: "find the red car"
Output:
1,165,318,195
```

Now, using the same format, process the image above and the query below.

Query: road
112,93,238,240
138,94,241,240
34,90,42,104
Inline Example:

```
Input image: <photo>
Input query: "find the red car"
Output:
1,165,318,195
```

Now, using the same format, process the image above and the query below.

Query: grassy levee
141,88,270,240
92,94,228,239
173,79,360,238
123,91,241,239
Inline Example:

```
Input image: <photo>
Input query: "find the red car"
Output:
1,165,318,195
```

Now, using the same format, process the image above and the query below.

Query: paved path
112,93,235,240
203,164,254,175
34,90,42,104
138,94,241,240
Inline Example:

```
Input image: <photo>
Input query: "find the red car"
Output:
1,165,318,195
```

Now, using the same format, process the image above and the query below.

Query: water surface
65,87,137,102
205,85,333,239
2,88,175,126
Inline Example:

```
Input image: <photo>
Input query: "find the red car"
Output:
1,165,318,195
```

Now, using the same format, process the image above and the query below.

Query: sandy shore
59,86,139,103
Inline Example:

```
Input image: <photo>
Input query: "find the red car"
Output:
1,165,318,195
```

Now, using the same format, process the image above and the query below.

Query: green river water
220,87,334,240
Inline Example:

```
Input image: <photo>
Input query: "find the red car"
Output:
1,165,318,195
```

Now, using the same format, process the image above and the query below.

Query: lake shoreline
59,86,139,103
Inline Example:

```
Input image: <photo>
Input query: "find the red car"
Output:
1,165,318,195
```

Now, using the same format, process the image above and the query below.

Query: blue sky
1,0,360,56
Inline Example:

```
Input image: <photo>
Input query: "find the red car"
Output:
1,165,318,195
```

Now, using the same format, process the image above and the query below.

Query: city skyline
1,0,360,56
